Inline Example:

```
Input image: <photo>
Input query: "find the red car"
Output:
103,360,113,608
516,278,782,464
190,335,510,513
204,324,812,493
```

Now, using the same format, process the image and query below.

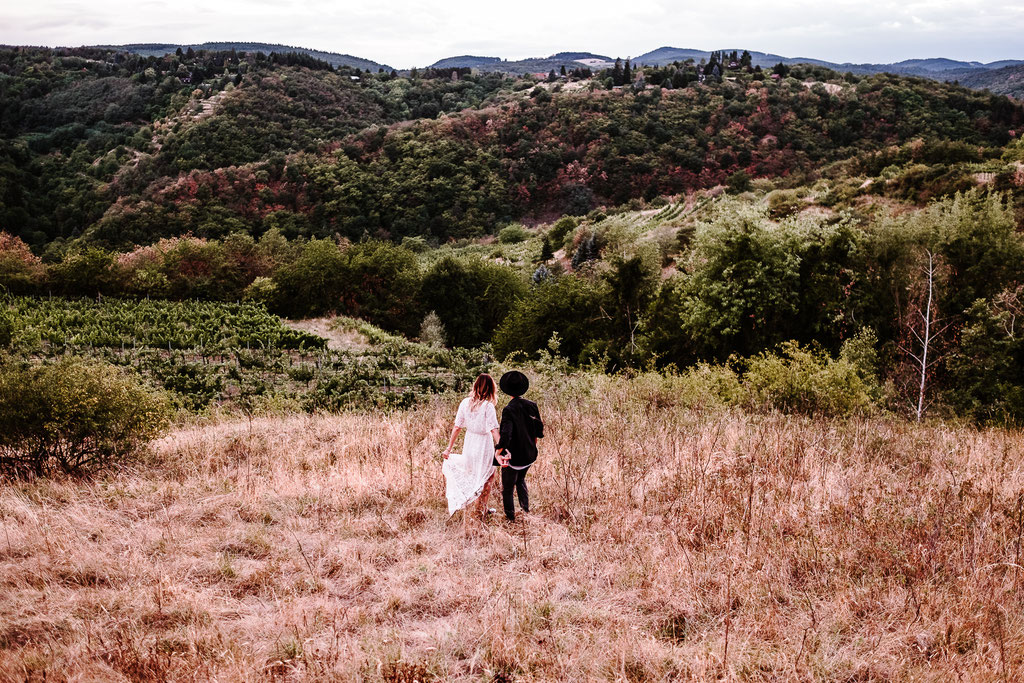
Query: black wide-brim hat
499,370,529,396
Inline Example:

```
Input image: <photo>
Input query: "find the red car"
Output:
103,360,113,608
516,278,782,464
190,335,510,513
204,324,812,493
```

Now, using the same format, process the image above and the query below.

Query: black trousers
500,465,530,520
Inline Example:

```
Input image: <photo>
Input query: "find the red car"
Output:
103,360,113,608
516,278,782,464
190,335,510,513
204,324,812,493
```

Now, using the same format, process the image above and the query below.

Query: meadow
2,372,1022,681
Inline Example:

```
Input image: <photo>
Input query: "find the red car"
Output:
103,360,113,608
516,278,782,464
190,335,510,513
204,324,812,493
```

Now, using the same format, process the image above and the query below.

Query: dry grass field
2,373,1024,681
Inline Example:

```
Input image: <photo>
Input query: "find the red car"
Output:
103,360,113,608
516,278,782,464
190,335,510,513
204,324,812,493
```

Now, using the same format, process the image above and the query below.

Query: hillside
3,44,1022,252
100,42,391,71
0,46,518,248
952,63,1024,99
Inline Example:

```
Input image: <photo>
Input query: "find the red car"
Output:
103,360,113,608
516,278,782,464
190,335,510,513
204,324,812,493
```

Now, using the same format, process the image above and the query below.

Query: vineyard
1,296,488,412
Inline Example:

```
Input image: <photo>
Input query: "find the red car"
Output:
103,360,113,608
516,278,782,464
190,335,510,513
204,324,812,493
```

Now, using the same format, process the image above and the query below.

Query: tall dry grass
1,373,1024,681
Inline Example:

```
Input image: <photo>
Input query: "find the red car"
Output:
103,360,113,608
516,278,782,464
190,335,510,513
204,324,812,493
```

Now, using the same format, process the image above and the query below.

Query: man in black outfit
494,370,544,522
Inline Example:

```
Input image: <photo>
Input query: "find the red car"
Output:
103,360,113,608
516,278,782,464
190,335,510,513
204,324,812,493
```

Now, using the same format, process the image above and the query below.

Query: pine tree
540,236,554,262
571,235,597,270
612,58,623,86
560,64,566,76
623,58,632,85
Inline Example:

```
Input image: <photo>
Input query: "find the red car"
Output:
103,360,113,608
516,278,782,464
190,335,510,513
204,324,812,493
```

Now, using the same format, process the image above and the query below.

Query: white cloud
0,0,1021,67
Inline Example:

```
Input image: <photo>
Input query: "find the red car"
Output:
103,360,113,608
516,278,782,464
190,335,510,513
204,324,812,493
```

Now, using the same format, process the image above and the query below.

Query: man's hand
495,448,509,467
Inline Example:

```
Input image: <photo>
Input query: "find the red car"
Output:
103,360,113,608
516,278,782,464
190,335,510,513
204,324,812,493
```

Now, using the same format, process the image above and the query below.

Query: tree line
3,188,1024,422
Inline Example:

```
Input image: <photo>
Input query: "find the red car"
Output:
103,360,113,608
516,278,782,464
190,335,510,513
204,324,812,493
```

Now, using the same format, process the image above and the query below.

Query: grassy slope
1,373,1022,680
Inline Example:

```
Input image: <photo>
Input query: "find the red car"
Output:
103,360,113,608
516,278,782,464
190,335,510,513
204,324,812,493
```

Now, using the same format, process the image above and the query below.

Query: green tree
272,239,348,317
602,252,660,365
945,293,1024,424
539,235,555,262
337,240,422,334
679,206,802,358
612,58,623,86
420,256,526,347
51,247,121,298
493,274,608,363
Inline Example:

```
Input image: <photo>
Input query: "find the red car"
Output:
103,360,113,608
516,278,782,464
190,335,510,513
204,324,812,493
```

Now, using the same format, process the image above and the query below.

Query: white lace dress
442,397,499,516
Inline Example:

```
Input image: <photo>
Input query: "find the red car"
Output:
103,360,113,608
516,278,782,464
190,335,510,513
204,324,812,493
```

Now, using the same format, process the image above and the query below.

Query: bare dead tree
899,250,953,421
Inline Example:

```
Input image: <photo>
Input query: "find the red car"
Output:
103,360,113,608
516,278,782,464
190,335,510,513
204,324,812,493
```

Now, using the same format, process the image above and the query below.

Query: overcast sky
3,0,1022,69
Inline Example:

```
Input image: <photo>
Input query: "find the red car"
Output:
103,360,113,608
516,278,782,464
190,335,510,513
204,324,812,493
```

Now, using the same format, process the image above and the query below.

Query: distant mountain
421,46,1024,95
632,47,1015,73
428,55,502,69
887,58,986,72
631,47,1024,93
548,52,612,62
951,64,1024,99
98,42,391,71
423,51,612,74
634,46,836,69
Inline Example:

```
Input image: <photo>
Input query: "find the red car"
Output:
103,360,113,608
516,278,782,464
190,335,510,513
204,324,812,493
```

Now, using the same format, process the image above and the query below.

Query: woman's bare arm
442,426,462,459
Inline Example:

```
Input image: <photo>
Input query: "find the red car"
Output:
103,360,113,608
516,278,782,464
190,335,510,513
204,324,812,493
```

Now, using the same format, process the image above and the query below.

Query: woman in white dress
441,373,500,532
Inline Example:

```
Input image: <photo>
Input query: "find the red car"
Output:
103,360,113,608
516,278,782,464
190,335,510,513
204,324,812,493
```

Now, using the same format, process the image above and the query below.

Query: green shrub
498,224,530,244
242,277,278,306
0,358,171,477
726,170,752,194
743,336,879,416
548,216,578,246
945,298,1024,425
767,190,802,218
400,236,430,253
625,364,743,411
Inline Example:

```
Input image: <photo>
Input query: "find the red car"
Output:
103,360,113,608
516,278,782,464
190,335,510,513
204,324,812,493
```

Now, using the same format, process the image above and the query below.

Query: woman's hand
443,446,452,459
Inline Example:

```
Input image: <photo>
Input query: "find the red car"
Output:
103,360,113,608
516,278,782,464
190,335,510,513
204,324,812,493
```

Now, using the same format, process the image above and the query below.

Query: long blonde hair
468,373,496,410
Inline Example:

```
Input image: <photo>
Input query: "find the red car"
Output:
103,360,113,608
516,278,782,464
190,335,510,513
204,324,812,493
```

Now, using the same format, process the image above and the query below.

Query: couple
441,370,544,530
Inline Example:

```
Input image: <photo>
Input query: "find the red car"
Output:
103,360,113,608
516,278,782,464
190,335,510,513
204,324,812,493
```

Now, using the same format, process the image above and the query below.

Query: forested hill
1,45,1023,252
97,42,391,71
953,63,1024,99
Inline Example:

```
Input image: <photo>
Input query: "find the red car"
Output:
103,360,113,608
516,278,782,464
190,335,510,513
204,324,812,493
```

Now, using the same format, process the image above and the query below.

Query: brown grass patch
1,381,1024,679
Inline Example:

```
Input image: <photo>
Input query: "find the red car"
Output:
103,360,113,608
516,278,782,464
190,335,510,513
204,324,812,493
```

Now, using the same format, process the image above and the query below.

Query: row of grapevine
1,296,488,412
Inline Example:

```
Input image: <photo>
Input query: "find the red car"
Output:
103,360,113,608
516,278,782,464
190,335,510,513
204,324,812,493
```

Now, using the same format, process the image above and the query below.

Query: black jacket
494,397,544,467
